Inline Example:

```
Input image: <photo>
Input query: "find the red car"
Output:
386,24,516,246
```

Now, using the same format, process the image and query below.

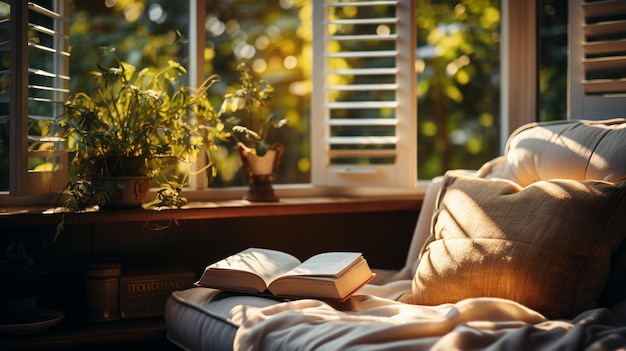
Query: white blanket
233,284,626,351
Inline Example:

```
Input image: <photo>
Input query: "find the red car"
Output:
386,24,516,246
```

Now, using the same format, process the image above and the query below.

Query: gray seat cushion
165,287,280,351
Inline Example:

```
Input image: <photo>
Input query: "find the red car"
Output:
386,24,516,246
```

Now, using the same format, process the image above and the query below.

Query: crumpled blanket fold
234,294,626,351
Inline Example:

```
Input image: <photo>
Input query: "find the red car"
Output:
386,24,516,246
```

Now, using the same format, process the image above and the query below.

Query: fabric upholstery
477,119,626,186
399,171,626,318
165,288,280,350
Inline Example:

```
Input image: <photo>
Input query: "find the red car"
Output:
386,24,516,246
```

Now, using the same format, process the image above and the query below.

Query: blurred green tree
415,0,501,178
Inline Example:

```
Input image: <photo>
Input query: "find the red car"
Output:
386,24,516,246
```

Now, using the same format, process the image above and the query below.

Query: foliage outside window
416,0,501,178
538,0,568,122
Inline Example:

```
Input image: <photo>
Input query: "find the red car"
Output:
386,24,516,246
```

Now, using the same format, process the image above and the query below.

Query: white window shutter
311,0,417,188
7,0,69,195
569,0,626,119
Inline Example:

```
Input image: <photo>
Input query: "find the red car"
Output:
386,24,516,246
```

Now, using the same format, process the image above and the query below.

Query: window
1,0,69,197
4,0,604,206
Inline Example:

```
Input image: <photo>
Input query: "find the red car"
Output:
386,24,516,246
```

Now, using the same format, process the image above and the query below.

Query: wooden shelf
0,317,175,350
0,195,423,227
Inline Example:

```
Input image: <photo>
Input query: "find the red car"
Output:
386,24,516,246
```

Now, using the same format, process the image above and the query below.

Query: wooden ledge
0,195,423,227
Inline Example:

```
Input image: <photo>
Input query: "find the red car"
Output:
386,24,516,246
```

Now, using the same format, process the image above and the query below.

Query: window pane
538,0,567,121
67,0,191,187
416,0,501,179
67,1,311,190
68,1,190,95
204,0,310,187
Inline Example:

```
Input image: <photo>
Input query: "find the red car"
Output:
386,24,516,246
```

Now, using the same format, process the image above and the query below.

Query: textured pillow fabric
496,119,626,186
398,171,626,318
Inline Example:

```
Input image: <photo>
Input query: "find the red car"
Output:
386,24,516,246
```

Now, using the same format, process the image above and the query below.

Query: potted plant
0,242,43,324
56,46,221,232
219,63,288,202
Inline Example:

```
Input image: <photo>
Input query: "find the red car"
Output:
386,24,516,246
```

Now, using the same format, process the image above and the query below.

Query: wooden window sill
0,195,424,227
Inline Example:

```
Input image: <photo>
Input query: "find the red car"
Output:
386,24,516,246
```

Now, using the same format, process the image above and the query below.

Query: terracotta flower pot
240,143,283,202
93,156,152,209
102,176,152,209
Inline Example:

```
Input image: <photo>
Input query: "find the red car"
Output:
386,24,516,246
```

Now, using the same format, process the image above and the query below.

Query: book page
281,252,363,278
268,254,374,300
208,248,302,286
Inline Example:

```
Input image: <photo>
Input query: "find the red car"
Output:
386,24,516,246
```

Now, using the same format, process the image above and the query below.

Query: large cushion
165,287,280,351
477,119,626,186
398,171,626,318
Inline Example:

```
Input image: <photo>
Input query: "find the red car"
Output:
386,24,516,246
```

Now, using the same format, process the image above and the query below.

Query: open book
195,248,376,301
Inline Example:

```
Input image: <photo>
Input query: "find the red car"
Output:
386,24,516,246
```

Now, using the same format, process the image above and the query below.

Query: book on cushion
195,248,375,301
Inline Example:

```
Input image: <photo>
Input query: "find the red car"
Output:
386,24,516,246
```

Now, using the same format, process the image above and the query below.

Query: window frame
500,0,537,146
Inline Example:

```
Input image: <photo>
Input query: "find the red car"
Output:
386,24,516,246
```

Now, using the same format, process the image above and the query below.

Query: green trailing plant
144,181,188,209
219,62,287,156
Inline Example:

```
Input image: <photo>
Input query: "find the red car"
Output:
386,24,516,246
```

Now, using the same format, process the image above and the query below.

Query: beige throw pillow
399,171,626,318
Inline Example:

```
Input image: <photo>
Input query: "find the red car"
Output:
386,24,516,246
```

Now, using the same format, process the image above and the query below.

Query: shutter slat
328,68,398,75
28,42,71,56
583,79,626,94
28,67,70,80
329,34,398,41
29,84,70,93
327,84,397,91
28,136,65,143
327,101,398,109
29,22,68,39
583,56,626,71
28,97,66,105
324,1,398,8
583,39,626,56
329,149,396,158
327,50,398,58
327,136,398,145
28,2,63,19
583,0,626,18
584,21,626,38
327,18,397,25
328,118,398,126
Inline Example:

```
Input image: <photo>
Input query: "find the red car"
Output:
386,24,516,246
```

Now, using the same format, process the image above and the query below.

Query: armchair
165,118,626,350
